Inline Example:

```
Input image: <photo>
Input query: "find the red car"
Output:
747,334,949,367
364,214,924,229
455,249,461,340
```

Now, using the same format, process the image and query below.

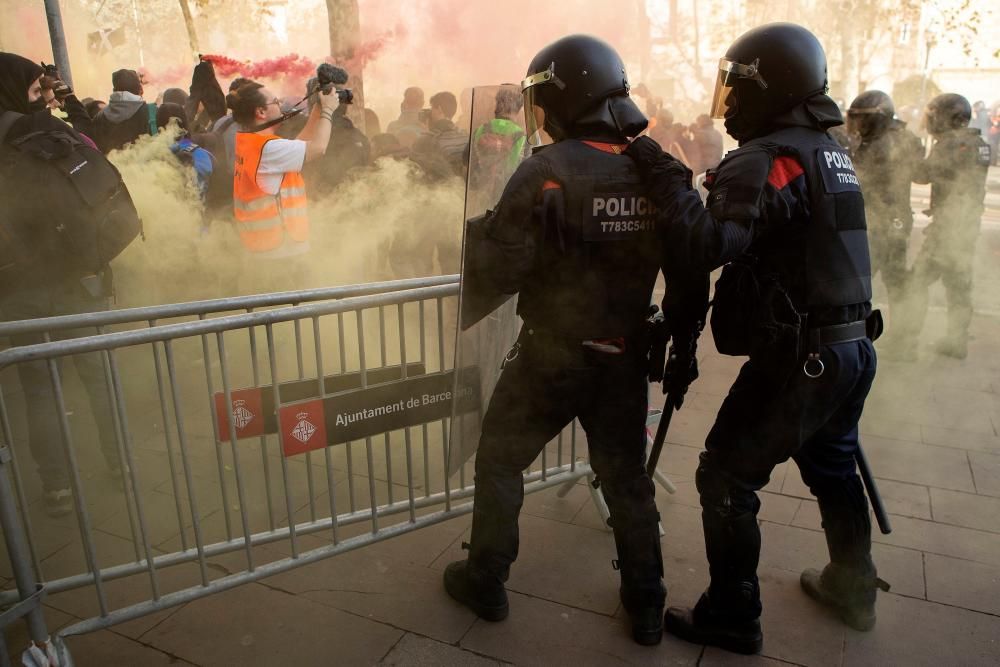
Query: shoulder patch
977,143,992,167
816,147,861,193
767,156,804,190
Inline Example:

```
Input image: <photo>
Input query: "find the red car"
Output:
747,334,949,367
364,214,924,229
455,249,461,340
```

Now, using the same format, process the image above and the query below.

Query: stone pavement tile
921,425,1000,454
263,546,476,644
662,407,715,448
762,462,788,496
791,480,932,525
431,513,621,615
461,590,702,666
756,568,846,667
758,493,801,526
761,521,926,599
141,582,403,667
62,629,197,667
873,513,1000,567
861,416,923,443
361,513,472,569
779,466,811,500
863,435,976,492
843,592,1000,666
689,370,739,398
930,487,1000,533
924,553,1000,616
380,633,502,666
658,442,702,479
684,391,725,416
700,648,799,666
521,479,592,525
919,389,998,436
45,562,204,640
970,450,1000,497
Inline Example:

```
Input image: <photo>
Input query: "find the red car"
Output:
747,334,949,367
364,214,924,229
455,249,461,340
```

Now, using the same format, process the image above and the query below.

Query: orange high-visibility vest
233,132,309,253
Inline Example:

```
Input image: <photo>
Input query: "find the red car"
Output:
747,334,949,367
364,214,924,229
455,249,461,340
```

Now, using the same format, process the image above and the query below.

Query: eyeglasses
264,98,282,108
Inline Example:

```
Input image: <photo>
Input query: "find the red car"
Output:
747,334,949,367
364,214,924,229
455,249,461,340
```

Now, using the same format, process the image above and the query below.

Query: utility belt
502,323,643,369
801,312,882,378
711,259,880,378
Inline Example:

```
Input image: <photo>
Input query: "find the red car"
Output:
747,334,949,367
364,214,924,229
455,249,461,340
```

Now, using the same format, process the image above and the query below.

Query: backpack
0,111,143,289
473,123,523,187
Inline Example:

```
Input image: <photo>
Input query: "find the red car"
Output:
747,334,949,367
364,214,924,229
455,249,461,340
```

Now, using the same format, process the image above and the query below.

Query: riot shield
448,85,528,475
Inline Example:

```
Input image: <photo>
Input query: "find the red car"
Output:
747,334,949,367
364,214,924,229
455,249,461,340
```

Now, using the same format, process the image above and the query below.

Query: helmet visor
710,57,767,119
846,107,881,138
522,64,564,147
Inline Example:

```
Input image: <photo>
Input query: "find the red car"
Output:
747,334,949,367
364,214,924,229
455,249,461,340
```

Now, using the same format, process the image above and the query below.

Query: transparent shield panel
448,85,527,476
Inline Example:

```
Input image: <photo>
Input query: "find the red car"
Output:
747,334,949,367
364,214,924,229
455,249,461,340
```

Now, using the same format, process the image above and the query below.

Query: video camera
316,63,353,105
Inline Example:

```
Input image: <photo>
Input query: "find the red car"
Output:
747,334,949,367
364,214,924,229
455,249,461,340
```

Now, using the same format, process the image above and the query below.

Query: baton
646,394,678,477
856,444,892,535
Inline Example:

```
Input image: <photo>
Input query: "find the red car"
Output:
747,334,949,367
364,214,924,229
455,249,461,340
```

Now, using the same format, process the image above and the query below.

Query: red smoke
201,53,318,80
340,24,407,72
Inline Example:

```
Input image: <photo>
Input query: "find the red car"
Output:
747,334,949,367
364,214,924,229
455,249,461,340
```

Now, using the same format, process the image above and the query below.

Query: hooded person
162,87,190,108
91,68,157,153
0,52,126,518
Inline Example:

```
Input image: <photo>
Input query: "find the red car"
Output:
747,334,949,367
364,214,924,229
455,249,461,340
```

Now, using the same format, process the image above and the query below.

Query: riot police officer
892,93,990,360
625,23,885,653
846,91,923,319
443,34,707,646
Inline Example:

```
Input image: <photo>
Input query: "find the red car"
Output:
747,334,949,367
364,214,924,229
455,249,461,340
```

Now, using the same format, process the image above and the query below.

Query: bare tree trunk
838,1,861,103
326,0,366,131
178,0,200,60
636,0,651,84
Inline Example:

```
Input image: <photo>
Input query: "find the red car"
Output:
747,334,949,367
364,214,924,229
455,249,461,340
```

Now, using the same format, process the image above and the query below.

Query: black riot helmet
712,23,829,139
924,93,972,136
521,34,647,145
847,90,895,140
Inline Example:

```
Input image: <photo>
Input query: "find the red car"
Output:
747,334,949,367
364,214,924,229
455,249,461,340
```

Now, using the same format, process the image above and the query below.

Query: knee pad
696,458,759,519
601,473,657,524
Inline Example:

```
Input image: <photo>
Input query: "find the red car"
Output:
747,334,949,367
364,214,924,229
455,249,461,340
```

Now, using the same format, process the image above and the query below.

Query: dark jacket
91,92,154,153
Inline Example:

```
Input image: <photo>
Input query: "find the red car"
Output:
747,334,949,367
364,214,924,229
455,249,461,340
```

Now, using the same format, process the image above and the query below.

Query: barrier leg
586,472,611,531
0,446,59,664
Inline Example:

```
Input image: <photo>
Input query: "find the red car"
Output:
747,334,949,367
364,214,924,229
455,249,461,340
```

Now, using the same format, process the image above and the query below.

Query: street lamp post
43,0,73,87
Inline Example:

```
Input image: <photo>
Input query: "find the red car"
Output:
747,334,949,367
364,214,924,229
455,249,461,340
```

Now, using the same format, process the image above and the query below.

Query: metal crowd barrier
0,279,599,665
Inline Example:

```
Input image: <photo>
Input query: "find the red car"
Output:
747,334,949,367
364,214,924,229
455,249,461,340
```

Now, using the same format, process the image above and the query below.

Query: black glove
662,335,699,407
625,136,694,190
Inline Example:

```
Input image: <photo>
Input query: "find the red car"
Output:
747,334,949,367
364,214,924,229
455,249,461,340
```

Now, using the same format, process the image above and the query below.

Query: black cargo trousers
466,326,665,607
695,338,878,619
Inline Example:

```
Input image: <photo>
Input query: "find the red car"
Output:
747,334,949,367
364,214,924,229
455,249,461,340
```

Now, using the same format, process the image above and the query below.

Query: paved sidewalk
5,196,1000,665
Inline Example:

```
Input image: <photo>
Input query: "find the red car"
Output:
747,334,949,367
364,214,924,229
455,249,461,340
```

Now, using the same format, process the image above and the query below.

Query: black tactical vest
738,126,873,308
927,128,990,221
516,139,663,338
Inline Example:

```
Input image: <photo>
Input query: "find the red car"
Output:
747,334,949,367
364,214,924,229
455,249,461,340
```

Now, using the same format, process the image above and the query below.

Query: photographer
227,78,338,283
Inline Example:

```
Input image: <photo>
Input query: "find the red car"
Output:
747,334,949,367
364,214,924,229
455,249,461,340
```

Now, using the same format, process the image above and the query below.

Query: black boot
620,588,665,646
800,563,889,631
443,559,509,621
664,590,763,655
604,476,666,646
805,476,888,630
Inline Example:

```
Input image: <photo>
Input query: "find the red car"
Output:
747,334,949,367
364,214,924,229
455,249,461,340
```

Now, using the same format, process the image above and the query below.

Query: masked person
0,52,128,516
891,94,990,360
226,80,338,290
443,34,708,646
845,91,923,322
625,23,885,653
